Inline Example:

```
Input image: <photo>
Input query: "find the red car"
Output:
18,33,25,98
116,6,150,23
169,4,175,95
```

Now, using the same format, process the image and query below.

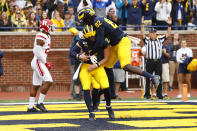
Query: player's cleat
151,95,157,100
164,95,169,99
151,75,160,89
89,112,96,121
27,107,39,112
106,106,115,119
36,103,48,112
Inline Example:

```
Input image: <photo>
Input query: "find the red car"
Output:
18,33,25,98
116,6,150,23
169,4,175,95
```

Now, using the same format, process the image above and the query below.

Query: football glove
90,55,98,64
45,62,52,70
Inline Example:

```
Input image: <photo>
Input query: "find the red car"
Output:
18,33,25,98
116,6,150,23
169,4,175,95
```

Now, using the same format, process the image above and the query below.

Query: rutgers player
27,19,55,112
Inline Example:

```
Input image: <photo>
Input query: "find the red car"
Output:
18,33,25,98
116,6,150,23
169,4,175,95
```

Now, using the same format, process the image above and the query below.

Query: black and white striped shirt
144,35,166,59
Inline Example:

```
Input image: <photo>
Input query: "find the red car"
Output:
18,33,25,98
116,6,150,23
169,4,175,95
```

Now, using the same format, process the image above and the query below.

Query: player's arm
34,39,46,64
141,16,145,39
71,42,90,62
98,45,110,66
88,44,110,72
166,17,172,38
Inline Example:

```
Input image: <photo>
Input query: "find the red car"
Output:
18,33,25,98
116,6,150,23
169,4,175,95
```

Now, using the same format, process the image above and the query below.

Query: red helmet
40,19,55,33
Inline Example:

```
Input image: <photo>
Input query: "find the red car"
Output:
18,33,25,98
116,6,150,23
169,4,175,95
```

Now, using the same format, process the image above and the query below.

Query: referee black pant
144,59,163,99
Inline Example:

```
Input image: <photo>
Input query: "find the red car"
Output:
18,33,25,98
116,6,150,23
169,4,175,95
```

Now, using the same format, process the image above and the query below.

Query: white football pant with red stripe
31,58,53,86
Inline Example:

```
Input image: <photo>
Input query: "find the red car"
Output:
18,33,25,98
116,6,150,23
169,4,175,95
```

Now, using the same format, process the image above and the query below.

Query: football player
71,25,115,120
78,7,160,88
27,19,55,112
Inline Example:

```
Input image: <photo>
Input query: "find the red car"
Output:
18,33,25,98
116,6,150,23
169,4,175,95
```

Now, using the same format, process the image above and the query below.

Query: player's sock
92,89,99,105
28,97,36,109
84,90,93,113
38,93,46,104
142,71,154,79
103,88,111,106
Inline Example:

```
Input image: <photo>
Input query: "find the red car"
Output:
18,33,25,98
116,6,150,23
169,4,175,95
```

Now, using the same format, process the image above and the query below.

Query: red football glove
45,62,52,70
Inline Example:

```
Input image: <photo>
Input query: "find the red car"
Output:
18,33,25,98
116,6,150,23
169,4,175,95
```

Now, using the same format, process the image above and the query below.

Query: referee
141,16,172,99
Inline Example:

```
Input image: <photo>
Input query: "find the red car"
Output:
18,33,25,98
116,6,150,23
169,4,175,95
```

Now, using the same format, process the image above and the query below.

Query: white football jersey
33,32,51,64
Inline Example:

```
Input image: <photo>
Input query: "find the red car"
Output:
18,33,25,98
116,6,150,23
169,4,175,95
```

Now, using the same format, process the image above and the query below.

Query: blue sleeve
92,0,96,8
105,0,112,7
0,51,4,58
115,0,124,9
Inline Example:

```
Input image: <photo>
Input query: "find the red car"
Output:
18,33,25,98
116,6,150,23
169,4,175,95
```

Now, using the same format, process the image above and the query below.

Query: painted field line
1,100,197,105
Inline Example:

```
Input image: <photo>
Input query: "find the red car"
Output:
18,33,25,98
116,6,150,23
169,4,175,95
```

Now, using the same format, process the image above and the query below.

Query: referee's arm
166,17,172,38
140,16,145,39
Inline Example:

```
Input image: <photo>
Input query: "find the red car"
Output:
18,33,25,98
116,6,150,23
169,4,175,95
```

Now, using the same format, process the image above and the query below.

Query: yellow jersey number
104,18,118,29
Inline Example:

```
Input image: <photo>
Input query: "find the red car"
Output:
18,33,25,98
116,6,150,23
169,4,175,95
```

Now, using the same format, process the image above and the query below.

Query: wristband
168,24,172,27
96,63,100,67
76,54,80,60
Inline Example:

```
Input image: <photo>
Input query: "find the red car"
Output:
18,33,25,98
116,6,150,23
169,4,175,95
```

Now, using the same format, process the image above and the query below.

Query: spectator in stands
51,10,65,31
116,0,131,30
154,0,172,30
63,0,74,12
27,3,34,13
27,12,38,32
140,0,155,28
77,0,92,12
113,61,125,99
0,11,12,31
46,0,58,19
106,1,117,16
73,0,81,16
14,0,27,9
57,3,65,19
127,0,142,31
187,17,197,30
106,8,120,25
162,40,171,99
67,6,75,21
0,51,4,77
40,11,48,20
168,33,180,91
171,0,187,30
35,5,42,22
176,40,193,98
92,0,112,17
12,10,27,32
185,10,197,30
0,0,10,16
63,11,76,30
193,0,197,25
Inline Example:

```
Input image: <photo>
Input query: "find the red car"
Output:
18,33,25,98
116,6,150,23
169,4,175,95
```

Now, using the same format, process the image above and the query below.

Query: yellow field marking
0,123,79,131
108,118,197,128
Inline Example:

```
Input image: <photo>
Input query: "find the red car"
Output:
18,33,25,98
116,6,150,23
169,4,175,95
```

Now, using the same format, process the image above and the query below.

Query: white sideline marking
0,100,197,105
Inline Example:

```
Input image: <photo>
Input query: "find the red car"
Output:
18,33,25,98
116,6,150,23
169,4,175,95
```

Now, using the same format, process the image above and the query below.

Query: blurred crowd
1,0,197,32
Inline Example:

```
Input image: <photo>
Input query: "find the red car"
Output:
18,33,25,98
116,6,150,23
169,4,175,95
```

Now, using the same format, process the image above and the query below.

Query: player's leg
27,61,42,112
36,62,53,112
94,66,115,119
80,64,95,120
117,37,160,88
91,77,100,112
104,67,116,99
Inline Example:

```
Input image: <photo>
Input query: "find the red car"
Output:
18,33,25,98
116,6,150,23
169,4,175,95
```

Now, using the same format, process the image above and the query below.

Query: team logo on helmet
40,19,55,33
78,7,95,25
83,25,96,39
